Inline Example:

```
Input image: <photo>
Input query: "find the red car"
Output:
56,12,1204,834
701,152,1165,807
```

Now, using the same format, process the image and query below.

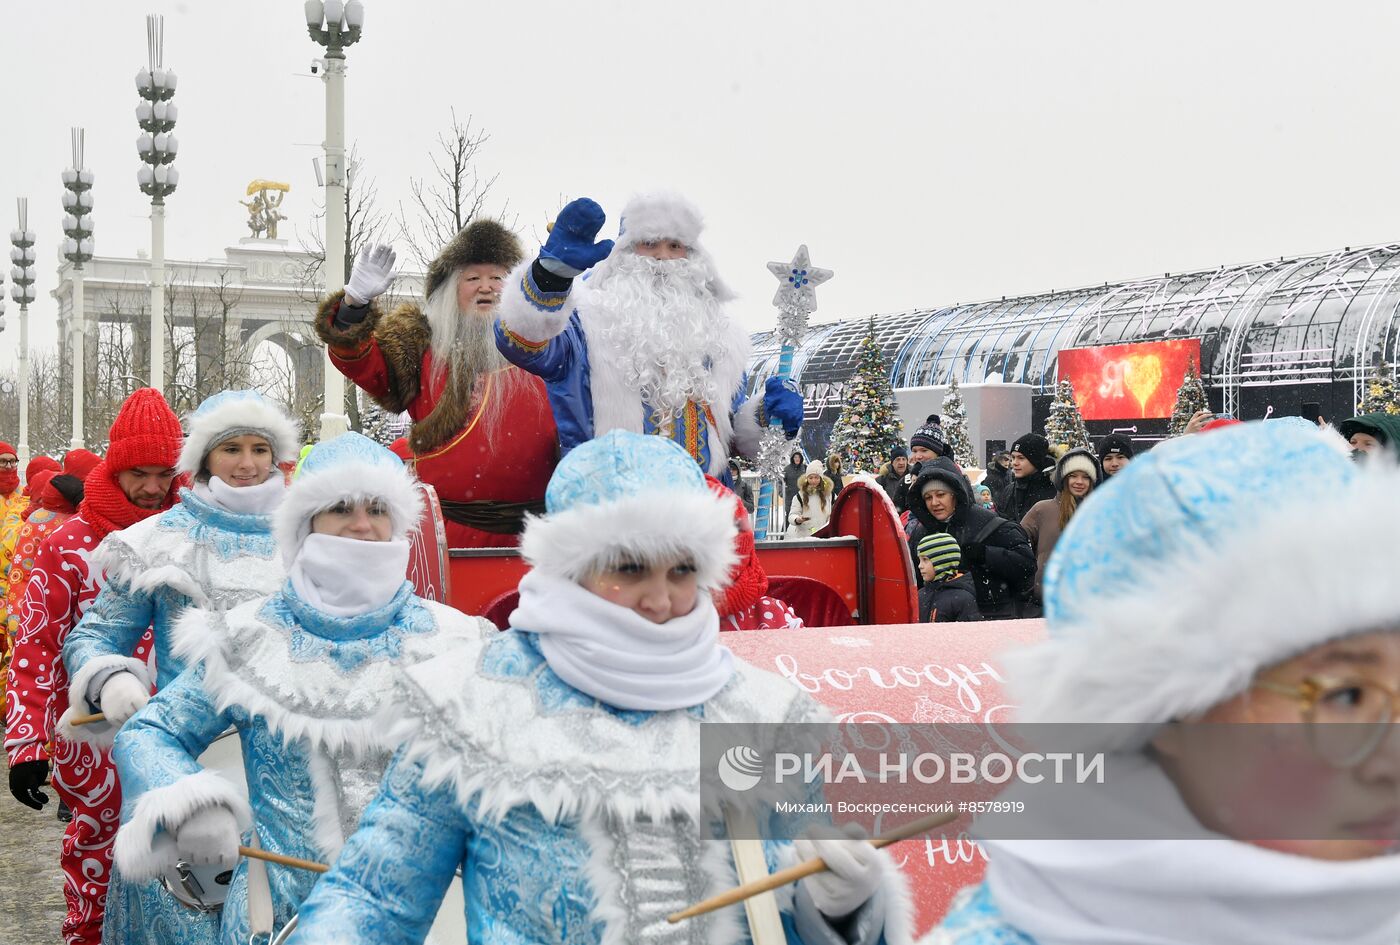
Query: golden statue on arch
240,179,290,239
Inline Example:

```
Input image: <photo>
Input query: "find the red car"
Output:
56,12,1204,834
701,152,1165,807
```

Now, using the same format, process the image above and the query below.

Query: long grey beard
584,254,736,421
425,291,518,434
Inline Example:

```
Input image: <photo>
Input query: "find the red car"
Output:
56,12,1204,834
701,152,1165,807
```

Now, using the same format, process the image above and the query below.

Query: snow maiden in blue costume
109,432,485,945
494,193,804,480
287,430,914,945
928,421,1400,945
60,389,300,945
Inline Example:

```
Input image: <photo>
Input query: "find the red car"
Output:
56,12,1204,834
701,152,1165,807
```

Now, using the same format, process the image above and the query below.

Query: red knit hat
24,455,60,494
705,475,769,618
62,448,102,481
104,388,183,473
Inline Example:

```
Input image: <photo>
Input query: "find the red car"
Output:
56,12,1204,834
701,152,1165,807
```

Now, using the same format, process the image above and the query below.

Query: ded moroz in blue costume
494,193,805,481
928,420,1400,945
59,389,300,945
109,432,489,945
286,430,915,945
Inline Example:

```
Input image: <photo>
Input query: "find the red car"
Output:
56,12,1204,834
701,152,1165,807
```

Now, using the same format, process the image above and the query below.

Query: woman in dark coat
781,450,807,529
906,458,1036,620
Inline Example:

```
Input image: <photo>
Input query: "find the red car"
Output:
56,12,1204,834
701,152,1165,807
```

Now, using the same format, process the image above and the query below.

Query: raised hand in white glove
345,243,397,306
174,804,241,868
795,823,883,919
98,672,150,727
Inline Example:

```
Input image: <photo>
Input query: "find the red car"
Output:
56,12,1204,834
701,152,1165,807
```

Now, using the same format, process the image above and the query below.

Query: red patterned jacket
3,516,151,765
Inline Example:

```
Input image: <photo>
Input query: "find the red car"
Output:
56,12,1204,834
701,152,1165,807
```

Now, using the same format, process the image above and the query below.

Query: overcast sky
5,0,1400,371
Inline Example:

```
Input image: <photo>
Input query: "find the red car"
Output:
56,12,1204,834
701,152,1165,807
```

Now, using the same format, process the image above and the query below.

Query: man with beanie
1000,432,1056,525
1096,433,1135,479
4,388,180,945
906,457,1035,620
876,445,911,508
916,532,980,623
1338,413,1400,461
316,220,560,548
494,193,804,483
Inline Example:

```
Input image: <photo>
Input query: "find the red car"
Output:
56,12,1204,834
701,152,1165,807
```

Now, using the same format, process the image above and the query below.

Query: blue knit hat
522,430,738,589
1015,419,1400,748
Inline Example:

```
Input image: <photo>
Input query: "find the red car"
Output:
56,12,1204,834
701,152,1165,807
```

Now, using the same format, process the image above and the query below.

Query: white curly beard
580,253,741,422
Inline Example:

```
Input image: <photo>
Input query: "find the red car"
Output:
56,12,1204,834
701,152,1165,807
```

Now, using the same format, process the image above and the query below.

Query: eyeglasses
1253,676,1400,768
0,459,18,469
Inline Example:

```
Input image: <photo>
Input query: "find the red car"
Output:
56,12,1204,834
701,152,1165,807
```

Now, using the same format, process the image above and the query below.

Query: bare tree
399,110,512,270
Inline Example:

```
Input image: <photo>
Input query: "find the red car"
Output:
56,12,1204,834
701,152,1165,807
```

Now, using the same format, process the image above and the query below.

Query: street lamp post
136,13,179,394
305,0,364,442
61,127,94,450
10,200,37,469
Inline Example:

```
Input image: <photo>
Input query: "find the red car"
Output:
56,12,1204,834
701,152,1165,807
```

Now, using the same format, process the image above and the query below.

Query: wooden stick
67,711,105,726
667,809,959,924
238,845,328,874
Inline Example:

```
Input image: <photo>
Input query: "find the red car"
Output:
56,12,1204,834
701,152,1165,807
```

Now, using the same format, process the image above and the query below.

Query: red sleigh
408,478,920,629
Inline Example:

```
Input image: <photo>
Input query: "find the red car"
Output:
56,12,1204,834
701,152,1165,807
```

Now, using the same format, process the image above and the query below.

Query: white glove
795,823,884,919
98,672,150,727
174,804,241,868
345,243,397,305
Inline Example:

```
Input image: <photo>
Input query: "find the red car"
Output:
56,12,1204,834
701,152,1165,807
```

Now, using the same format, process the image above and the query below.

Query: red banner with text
722,620,1046,935
1057,339,1201,420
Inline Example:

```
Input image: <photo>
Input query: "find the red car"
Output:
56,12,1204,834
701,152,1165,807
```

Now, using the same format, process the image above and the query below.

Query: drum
269,871,467,945
158,726,248,913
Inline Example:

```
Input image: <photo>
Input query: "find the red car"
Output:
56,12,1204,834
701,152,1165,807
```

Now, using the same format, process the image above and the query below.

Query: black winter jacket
875,469,910,511
999,471,1056,526
919,572,981,622
906,459,1037,620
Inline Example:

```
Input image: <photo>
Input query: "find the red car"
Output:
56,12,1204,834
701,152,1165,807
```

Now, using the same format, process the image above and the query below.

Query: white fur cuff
498,260,573,345
114,769,254,881
60,655,153,746
731,398,764,461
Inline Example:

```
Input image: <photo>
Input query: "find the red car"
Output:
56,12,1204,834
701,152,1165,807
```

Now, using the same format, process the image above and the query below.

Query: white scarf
512,570,735,712
287,533,409,618
980,754,1400,945
195,475,286,517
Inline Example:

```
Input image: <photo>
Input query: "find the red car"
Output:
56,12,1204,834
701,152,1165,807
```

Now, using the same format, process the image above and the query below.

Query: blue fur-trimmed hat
1014,420,1400,749
178,389,301,479
520,430,739,590
273,432,423,567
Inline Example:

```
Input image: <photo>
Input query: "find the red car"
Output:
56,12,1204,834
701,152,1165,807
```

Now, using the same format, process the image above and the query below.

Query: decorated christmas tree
828,319,903,473
1357,360,1400,415
357,392,409,447
1168,356,1209,436
1044,379,1091,451
941,377,978,468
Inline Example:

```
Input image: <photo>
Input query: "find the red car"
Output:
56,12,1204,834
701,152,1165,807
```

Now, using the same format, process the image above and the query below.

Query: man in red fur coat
314,220,559,548
4,388,178,945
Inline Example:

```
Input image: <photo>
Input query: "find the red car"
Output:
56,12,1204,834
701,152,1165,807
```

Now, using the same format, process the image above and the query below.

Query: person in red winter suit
706,476,803,631
4,388,181,945
314,220,559,548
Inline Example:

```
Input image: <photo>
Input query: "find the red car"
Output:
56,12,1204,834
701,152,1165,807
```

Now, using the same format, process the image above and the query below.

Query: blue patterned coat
920,885,1032,944
59,487,285,945
287,624,914,945
112,582,486,945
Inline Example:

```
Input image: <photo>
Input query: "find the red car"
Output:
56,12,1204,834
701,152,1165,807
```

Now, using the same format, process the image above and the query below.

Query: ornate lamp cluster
136,15,179,200
61,128,94,267
9,200,37,330
304,0,365,50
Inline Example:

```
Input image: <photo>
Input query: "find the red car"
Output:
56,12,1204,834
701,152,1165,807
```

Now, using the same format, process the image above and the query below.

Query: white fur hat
1014,419,1400,750
520,430,738,591
274,432,424,568
615,192,704,249
179,389,301,479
